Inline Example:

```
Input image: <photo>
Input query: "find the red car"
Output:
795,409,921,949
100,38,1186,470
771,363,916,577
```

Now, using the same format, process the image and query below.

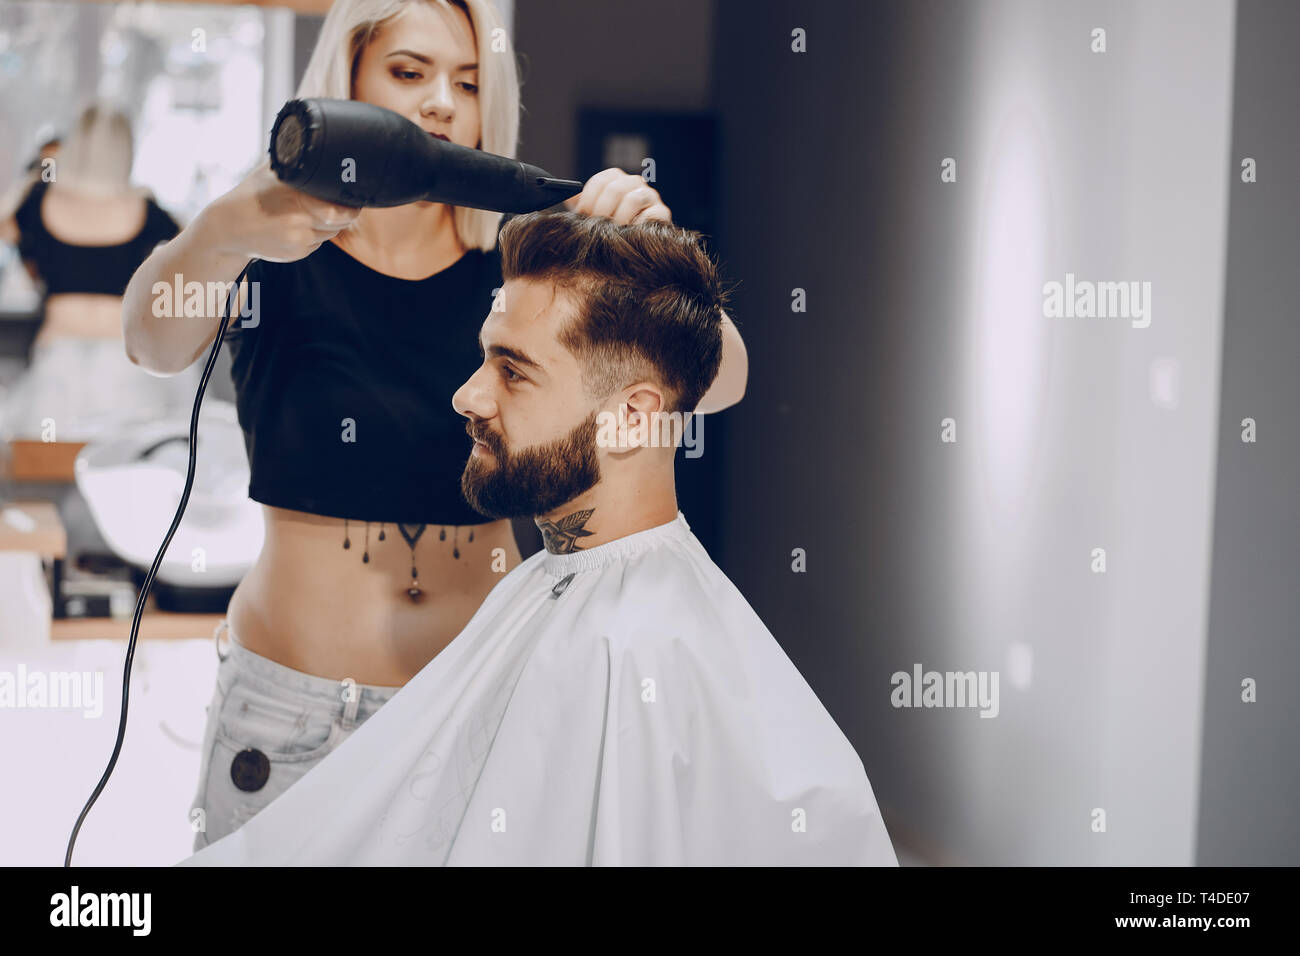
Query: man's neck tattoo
539,508,596,554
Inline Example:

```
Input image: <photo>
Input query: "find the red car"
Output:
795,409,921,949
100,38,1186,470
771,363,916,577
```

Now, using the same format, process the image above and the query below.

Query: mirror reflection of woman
122,0,748,852
0,103,189,439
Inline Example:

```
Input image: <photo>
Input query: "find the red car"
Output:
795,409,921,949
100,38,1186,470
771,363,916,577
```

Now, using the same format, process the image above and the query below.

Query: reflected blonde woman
1,101,189,441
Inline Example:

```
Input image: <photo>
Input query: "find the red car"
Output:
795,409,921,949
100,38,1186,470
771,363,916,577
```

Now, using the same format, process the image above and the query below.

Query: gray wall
1196,0,1300,866
513,0,714,179
713,0,1237,864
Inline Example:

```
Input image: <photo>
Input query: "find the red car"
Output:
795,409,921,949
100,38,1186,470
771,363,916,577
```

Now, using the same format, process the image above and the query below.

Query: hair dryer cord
64,261,254,866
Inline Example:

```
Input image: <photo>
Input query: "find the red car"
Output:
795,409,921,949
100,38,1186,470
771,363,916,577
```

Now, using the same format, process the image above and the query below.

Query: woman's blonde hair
296,0,520,251
54,102,135,197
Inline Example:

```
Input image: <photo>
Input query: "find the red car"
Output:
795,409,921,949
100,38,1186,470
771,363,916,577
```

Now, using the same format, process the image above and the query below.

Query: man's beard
461,410,601,519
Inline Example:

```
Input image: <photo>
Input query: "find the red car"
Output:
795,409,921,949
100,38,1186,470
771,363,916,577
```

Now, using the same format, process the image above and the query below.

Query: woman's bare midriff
227,504,523,686
38,295,125,346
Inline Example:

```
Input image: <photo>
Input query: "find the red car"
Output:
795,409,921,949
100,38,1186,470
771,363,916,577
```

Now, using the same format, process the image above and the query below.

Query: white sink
74,400,262,588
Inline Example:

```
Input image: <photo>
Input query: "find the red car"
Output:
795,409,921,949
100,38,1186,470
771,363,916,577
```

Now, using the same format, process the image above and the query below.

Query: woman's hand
201,158,361,264
563,167,748,413
564,168,671,225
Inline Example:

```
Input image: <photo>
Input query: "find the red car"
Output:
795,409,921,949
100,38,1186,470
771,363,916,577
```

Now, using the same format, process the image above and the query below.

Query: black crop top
227,237,503,526
12,180,180,296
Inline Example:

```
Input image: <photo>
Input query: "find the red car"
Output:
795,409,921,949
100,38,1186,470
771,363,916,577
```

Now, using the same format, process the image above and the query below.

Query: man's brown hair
499,211,729,414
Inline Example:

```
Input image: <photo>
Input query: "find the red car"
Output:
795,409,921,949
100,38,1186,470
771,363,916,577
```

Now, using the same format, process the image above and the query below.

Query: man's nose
452,367,493,420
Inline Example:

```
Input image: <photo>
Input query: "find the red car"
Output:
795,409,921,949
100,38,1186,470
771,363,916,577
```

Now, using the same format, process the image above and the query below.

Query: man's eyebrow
385,49,478,70
478,334,543,370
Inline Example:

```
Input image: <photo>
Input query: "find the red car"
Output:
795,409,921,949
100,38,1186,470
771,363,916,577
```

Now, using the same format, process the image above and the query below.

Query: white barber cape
179,512,897,866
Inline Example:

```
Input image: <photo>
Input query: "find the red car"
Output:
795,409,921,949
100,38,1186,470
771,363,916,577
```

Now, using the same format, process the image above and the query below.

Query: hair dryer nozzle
534,176,584,197
269,99,320,189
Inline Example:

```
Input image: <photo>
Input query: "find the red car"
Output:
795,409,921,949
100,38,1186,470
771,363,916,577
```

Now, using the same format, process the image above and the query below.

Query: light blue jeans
189,620,401,851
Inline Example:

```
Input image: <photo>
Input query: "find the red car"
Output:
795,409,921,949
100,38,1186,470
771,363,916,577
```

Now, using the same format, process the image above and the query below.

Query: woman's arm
122,206,253,374
695,310,747,414
123,160,359,375
0,172,37,245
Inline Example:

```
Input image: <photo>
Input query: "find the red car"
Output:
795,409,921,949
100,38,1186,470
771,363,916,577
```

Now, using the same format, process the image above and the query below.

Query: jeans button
230,748,270,792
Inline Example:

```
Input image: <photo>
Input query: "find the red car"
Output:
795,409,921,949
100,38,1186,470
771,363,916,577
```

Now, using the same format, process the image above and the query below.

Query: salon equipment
74,401,263,605
269,97,582,212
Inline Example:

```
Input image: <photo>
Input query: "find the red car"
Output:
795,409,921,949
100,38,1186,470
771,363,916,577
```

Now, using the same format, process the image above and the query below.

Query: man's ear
616,385,670,451
622,385,667,423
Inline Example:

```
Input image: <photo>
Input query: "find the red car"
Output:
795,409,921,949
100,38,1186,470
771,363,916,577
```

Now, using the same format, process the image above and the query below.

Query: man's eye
502,365,522,382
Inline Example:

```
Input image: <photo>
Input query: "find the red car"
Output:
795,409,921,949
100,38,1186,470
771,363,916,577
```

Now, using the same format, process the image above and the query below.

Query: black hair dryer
268,97,582,213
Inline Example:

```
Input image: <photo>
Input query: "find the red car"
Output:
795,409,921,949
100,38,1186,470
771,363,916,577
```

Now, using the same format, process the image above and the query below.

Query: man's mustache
466,422,505,454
